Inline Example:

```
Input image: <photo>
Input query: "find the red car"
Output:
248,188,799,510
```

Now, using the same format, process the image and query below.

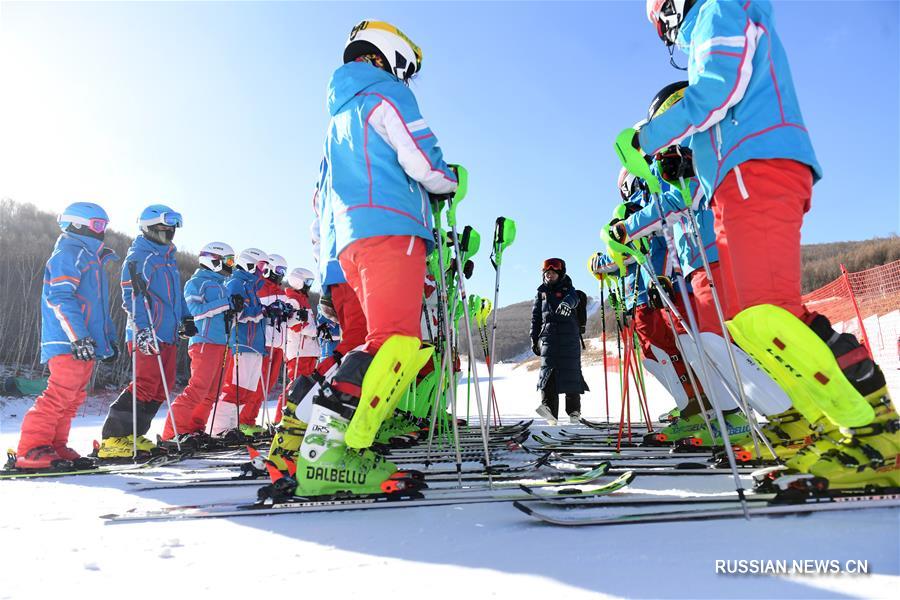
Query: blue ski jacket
40,233,118,363
638,0,822,198
122,235,189,344
312,159,347,289
183,268,231,347
225,268,266,355
321,62,457,257
622,177,719,279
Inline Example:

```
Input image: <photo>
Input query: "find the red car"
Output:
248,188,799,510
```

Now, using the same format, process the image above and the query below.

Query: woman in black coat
530,258,588,424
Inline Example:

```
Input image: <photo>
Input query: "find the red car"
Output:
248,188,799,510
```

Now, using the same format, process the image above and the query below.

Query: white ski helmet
264,253,288,283
287,267,316,292
344,20,422,81
236,247,268,275
199,241,235,273
646,0,696,46
617,168,639,202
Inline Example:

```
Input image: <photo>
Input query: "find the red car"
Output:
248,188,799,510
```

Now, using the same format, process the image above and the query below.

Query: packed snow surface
1,361,897,599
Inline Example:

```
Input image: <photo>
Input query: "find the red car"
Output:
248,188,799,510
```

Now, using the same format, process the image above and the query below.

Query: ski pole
207,313,233,436
127,262,140,460
615,132,748,517
444,165,492,479
424,222,463,482
488,216,516,429
672,173,770,461
127,262,181,452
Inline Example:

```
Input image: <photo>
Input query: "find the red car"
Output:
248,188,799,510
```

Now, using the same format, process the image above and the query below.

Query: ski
513,492,900,526
103,470,636,523
127,460,612,491
0,452,189,480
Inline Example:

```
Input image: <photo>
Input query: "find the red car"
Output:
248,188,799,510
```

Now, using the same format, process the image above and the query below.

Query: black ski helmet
648,80,688,121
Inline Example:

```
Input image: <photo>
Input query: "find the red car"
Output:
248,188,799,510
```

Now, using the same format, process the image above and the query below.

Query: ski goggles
140,211,183,229
64,215,109,234
542,258,565,273
201,251,235,268
266,264,287,278
303,277,315,288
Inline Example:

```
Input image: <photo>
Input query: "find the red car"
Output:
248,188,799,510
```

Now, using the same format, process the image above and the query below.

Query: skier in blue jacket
633,0,896,491
98,204,194,459
210,247,268,437
15,203,118,469
286,20,459,497
162,242,237,441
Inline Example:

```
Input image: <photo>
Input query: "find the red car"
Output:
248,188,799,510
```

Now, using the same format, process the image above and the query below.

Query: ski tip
623,470,637,485
512,500,536,516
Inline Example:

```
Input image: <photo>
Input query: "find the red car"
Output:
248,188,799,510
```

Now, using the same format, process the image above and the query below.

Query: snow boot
642,411,708,446
568,411,582,425
535,404,557,426
53,445,82,461
239,424,264,437
731,407,817,463
13,445,69,470
675,410,751,450
266,375,313,473
97,435,157,459
289,338,430,497
778,387,900,492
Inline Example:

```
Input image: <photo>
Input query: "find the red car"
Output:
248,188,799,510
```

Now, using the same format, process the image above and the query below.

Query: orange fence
802,260,900,395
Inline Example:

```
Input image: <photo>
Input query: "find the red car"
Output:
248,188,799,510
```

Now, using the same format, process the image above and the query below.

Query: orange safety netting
802,260,900,394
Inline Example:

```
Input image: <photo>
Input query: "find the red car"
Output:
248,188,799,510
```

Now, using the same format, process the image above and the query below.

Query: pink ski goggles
66,215,109,234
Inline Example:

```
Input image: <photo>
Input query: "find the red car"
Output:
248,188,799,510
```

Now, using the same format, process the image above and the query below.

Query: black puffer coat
530,275,589,394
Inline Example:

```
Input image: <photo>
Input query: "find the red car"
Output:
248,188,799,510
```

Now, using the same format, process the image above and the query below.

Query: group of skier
12,2,899,498
15,202,327,468
588,0,897,492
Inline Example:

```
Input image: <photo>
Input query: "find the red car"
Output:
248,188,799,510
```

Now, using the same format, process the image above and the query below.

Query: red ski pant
162,343,227,439
330,281,368,356
17,354,93,455
126,342,177,404
633,304,694,398
711,159,813,320
686,262,725,334
339,235,426,353
218,351,264,426
286,356,317,381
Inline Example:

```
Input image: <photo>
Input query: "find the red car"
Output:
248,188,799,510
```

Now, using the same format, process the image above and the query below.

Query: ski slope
0,361,897,600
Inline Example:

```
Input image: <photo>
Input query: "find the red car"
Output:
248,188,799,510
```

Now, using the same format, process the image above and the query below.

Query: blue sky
1,1,897,304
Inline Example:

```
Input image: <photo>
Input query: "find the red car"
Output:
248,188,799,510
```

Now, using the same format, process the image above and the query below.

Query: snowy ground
1,361,898,599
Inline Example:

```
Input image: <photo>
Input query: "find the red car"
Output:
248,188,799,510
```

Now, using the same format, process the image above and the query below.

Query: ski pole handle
446,164,468,228
127,261,148,296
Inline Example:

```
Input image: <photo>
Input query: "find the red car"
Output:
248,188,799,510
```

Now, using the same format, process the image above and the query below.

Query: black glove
135,327,158,356
102,341,119,363
556,302,574,317
317,322,333,341
648,276,675,310
178,316,198,339
71,337,97,361
532,340,540,356
263,302,282,319
296,307,309,322
229,294,245,312
280,302,296,320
